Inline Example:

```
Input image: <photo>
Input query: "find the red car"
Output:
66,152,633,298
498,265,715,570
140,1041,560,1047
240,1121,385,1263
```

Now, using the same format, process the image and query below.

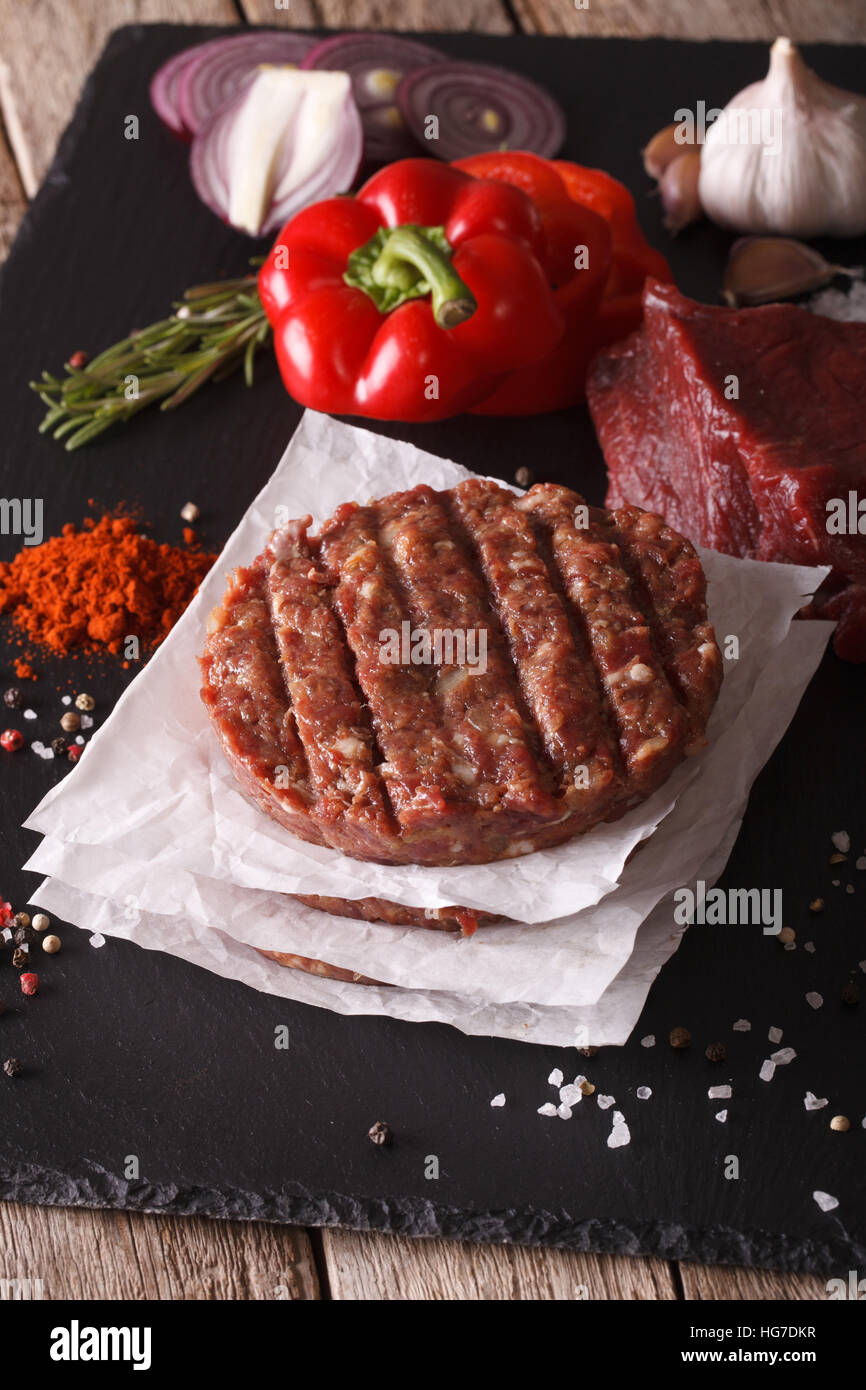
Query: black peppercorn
841,983,860,1006
368,1120,392,1147
11,947,28,969
3,1057,22,1078
669,1026,691,1049
705,1041,727,1063
3,688,22,709
51,736,69,757
13,925,37,947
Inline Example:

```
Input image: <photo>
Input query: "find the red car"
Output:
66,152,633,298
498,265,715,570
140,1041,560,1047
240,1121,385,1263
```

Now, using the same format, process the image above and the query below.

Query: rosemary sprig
30,274,272,451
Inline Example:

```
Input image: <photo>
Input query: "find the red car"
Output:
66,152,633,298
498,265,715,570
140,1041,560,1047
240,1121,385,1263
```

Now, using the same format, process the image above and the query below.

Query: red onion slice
189,69,363,238
302,31,444,161
149,45,207,139
176,31,319,137
397,61,566,162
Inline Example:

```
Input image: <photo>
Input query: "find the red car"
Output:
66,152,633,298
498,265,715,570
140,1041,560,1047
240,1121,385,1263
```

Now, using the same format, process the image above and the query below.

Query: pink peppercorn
0,729,23,752
20,972,39,996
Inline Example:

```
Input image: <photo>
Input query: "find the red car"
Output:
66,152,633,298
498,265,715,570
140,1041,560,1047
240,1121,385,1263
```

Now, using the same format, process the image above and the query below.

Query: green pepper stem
371,227,477,329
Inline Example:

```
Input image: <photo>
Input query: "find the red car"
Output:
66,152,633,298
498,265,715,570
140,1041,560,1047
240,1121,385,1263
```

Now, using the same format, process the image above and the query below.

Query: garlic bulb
699,37,866,238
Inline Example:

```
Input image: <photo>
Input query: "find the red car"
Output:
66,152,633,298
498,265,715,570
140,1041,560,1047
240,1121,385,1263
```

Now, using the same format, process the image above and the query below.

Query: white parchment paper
28,618,829,1045
25,412,830,932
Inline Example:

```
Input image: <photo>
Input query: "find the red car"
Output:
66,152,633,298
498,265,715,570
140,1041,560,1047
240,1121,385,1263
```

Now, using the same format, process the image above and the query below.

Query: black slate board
0,24,864,1276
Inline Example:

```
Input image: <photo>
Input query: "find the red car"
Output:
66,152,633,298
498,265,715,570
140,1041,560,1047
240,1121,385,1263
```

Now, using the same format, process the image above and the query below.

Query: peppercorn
67,744,83,763
830,1115,850,1132
809,898,824,914
0,729,23,752
669,1026,691,1049
368,1120,392,1147
579,1080,595,1095
13,912,30,930
74,692,95,712
67,349,89,369
50,736,68,757
705,1041,727,1063
829,852,847,864
3,1057,22,1078
42,935,61,955
60,711,80,734
31,913,50,932
3,688,22,709
19,972,38,996
11,947,28,969
841,983,860,1006
515,466,533,488
14,925,37,947
776,926,795,944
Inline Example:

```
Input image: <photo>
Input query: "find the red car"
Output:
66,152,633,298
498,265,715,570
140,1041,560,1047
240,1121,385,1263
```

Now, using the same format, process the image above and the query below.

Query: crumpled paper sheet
27,620,823,1048
26,617,831,1015
26,412,829,929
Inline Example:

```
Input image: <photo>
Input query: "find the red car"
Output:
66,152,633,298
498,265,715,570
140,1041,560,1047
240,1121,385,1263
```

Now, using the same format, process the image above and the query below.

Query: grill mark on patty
200,560,314,812
264,520,397,844
375,485,559,818
604,505,723,750
516,483,688,797
319,501,469,826
448,478,620,814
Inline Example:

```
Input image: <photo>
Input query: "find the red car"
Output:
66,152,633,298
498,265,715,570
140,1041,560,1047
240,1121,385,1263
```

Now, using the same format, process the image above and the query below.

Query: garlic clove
722,236,864,306
643,123,687,180
699,37,866,239
659,151,703,233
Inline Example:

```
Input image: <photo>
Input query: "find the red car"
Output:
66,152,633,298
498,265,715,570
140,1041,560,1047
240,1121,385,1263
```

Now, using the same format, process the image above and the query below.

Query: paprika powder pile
0,512,214,659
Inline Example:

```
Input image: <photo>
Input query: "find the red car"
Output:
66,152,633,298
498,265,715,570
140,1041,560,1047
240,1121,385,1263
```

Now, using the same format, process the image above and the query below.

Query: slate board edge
0,1162,859,1276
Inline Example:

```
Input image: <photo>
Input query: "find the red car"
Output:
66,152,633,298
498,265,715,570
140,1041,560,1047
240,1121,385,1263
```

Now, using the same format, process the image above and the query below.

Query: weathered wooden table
0,0,851,1301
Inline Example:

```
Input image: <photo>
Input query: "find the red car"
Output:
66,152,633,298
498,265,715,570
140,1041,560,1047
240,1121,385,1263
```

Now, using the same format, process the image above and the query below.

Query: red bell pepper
454,153,672,413
258,160,565,422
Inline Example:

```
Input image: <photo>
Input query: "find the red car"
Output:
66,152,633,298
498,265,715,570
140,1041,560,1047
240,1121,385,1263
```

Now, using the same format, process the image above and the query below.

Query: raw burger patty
200,478,722,927
588,279,866,662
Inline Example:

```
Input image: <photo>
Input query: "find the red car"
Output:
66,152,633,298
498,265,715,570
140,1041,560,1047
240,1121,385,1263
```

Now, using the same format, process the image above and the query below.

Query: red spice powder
0,512,215,658
13,659,38,680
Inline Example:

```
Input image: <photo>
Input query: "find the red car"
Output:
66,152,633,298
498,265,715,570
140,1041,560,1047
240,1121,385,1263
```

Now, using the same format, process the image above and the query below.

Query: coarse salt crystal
733,1019,751,1032
806,992,824,1010
548,1068,564,1087
770,1047,796,1065
831,830,850,853
80,714,93,729
768,1027,783,1044
597,1094,615,1110
559,1083,582,1107
832,879,840,887
804,1092,828,1111
860,961,866,974
607,1112,630,1148
804,942,816,953
812,1190,839,1213
715,1110,728,1123
759,1059,776,1082
708,1085,732,1099
490,1093,506,1108
89,933,106,948
846,885,855,895
537,1103,557,1117
75,735,84,746
856,857,866,871
23,709,36,720
61,695,71,705
636,1086,652,1100
557,1104,572,1120
640,1034,655,1048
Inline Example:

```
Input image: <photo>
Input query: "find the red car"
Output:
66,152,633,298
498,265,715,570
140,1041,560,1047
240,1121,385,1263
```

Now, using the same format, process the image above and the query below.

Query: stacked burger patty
200,480,722,949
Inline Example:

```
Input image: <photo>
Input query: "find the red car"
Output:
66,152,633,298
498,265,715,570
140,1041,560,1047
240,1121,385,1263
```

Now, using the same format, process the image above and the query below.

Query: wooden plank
242,0,514,33
0,0,240,196
0,118,26,262
512,0,864,42
323,1228,677,1299
0,1201,320,1299
680,1262,831,1301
